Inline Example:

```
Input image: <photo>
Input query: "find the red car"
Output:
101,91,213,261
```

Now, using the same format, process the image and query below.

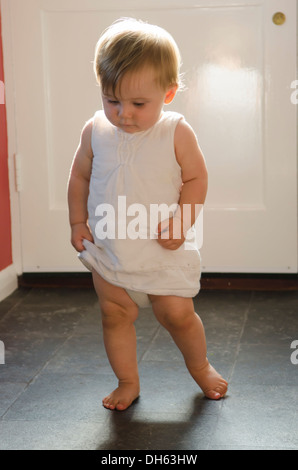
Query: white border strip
0,264,17,302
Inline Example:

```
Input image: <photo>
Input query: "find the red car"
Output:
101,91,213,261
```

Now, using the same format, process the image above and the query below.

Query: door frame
1,0,22,275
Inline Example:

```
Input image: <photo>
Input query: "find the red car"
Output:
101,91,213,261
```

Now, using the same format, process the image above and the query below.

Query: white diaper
125,289,151,308
78,240,151,309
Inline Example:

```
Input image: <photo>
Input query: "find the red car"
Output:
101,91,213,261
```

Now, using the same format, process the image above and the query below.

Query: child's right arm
67,119,94,252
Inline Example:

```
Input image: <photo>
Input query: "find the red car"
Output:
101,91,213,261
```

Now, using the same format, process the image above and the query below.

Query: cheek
104,103,111,114
104,104,116,120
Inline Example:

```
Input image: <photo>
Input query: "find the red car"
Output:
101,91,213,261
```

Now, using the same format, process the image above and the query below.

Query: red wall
0,10,13,270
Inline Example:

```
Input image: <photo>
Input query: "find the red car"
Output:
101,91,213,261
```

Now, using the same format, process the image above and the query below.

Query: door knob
272,12,286,25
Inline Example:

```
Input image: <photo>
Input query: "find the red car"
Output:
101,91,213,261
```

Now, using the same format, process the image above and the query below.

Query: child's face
101,67,176,133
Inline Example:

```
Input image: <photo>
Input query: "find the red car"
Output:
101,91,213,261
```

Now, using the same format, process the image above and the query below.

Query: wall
0,8,17,302
0,9,12,270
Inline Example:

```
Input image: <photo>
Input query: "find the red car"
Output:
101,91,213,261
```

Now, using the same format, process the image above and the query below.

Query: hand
70,223,94,252
156,216,185,250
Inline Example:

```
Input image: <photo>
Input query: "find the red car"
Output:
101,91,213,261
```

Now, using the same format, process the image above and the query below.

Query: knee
156,307,195,332
101,300,138,329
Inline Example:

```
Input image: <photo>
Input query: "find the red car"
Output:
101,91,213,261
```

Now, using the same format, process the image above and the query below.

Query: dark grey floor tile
0,419,107,450
242,307,298,345
3,371,113,423
17,287,98,309
194,290,250,346
231,342,298,386
43,333,112,375
135,306,160,328
69,302,102,335
211,383,298,449
142,326,183,363
194,290,252,319
135,362,224,416
0,333,68,382
209,445,291,450
0,382,27,417
142,319,236,386
251,291,298,311
97,410,217,450
0,288,31,318
0,303,88,337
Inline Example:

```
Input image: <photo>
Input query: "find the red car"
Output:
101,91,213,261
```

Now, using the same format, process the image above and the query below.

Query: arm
67,118,94,252
157,119,208,250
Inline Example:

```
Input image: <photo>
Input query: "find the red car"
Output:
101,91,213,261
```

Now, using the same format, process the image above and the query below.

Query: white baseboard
0,264,18,302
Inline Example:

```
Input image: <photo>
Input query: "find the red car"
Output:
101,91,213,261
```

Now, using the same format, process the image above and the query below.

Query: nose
118,103,132,119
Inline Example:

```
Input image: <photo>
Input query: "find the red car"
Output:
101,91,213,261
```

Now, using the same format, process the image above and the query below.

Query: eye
108,99,119,105
133,102,145,107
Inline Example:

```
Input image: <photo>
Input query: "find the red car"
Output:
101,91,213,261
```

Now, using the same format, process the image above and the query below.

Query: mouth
120,124,138,132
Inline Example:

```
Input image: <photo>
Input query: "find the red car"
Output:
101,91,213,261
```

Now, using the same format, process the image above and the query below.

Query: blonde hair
94,18,182,95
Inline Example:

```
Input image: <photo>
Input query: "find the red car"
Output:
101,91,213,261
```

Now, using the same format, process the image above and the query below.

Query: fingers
71,223,94,252
156,217,185,250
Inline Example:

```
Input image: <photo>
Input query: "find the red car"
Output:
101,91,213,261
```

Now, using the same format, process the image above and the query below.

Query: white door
2,0,297,273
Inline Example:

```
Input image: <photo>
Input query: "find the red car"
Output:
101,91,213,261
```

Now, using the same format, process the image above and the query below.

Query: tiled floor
0,285,297,450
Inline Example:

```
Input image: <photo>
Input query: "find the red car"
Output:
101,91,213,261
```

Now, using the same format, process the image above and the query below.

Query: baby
68,18,228,410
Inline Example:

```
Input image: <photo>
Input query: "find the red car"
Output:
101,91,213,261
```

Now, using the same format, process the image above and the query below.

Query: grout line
137,324,161,363
0,288,32,325
0,332,74,420
206,291,255,449
227,290,255,384
0,383,28,421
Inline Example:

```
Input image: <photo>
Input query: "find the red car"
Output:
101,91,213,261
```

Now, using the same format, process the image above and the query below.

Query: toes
102,395,130,411
204,382,228,400
103,400,128,411
115,403,126,411
102,396,116,410
205,390,221,400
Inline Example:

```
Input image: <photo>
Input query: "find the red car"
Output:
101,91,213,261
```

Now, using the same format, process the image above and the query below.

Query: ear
164,85,178,104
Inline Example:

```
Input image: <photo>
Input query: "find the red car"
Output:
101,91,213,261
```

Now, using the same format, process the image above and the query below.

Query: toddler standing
68,18,228,410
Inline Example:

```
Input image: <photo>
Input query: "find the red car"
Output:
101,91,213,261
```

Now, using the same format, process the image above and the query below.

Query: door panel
3,0,297,272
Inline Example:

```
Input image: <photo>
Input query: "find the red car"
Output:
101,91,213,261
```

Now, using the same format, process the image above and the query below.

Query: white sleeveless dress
79,110,201,302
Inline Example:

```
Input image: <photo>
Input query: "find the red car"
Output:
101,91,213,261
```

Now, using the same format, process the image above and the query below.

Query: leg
92,271,140,410
149,295,228,400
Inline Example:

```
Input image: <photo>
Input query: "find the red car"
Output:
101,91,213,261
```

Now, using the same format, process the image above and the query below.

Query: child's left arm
157,119,208,250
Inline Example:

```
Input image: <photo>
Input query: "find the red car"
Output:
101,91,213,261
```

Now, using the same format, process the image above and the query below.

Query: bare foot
102,381,140,411
189,359,228,400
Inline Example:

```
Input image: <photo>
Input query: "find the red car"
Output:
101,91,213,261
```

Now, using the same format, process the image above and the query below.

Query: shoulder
162,110,184,126
81,117,93,138
174,118,198,155
174,118,207,173
81,110,108,139
161,112,198,146
79,117,94,159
